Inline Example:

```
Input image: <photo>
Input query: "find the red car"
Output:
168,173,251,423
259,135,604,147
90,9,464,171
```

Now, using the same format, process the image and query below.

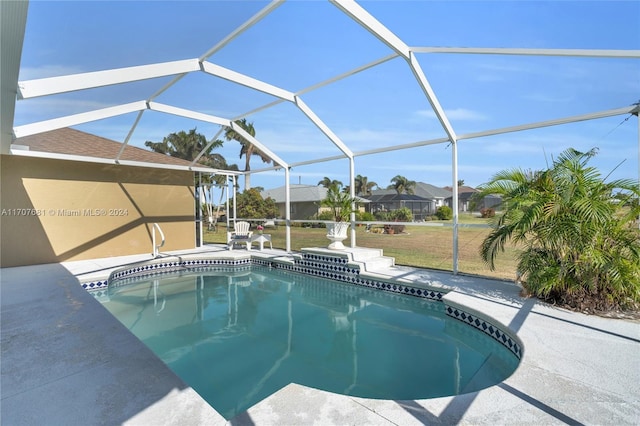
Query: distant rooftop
371,183,453,200
262,184,369,204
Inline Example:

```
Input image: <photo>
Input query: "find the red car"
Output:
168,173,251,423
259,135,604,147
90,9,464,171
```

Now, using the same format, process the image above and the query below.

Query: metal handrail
152,222,165,258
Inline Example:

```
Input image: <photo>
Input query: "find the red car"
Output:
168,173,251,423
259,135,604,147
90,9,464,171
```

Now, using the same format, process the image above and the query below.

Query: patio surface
1,245,638,425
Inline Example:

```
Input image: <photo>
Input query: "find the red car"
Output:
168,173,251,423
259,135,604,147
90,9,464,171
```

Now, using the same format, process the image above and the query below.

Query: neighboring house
443,185,479,212
413,182,452,211
443,186,502,212
261,184,369,220
367,182,452,220
476,194,502,210
3,127,200,267
366,190,432,221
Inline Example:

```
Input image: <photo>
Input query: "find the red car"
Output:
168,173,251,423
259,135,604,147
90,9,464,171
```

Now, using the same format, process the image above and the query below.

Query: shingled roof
262,184,369,204
13,127,201,168
443,185,479,194
369,183,452,201
366,192,429,203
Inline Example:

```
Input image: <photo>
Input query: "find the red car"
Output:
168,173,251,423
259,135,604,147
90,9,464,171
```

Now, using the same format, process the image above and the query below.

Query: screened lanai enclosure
2,1,639,273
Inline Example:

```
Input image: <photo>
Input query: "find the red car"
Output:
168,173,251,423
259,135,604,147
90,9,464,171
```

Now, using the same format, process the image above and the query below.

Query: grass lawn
204,217,520,281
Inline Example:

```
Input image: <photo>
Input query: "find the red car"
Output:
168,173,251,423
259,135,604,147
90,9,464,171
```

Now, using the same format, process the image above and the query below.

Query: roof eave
8,147,238,174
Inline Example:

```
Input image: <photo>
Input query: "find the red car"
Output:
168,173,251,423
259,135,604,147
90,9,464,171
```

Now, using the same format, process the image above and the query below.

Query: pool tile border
82,279,109,291
258,253,445,302
82,251,521,359
446,305,522,359
81,258,251,291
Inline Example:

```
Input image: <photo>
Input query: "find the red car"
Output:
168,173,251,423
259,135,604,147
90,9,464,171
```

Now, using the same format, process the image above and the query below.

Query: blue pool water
103,266,519,420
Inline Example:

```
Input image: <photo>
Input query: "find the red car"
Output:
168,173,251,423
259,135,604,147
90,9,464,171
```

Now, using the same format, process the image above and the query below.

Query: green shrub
374,211,391,221
357,211,375,221
391,207,413,222
477,147,640,312
435,205,453,220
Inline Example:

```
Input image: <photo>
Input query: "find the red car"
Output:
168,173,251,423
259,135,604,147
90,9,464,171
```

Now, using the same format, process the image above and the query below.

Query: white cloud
416,108,488,121
481,140,552,155
476,62,528,74
370,163,445,172
522,93,574,103
336,127,445,150
19,64,86,80
13,98,116,125
470,58,597,84
465,128,613,158
367,161,499,174
255,127,344,155
338,128,398,143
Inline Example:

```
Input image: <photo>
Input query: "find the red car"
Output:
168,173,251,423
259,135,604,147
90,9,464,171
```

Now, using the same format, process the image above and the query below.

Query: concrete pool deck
1,245,638,425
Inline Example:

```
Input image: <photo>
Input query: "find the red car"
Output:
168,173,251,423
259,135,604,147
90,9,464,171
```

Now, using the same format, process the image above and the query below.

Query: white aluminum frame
4,0,639,272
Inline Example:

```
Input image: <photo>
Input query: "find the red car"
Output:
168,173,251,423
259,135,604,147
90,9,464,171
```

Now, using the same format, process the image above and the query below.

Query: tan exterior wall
1,155,196,267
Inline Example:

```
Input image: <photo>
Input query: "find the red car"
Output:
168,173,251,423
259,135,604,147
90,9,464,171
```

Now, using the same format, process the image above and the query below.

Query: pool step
358,256,395,272
300,247,395,274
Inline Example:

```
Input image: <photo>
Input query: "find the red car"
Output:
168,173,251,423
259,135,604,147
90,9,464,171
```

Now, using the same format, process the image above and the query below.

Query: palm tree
318,177,343,189
477,147,640,311
388,175,416,195
224,119,271,191
354,174,378,196
145,129,235,186
145,128,223,165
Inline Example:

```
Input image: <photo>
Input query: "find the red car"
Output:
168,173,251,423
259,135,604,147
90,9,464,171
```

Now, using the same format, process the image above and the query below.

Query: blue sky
15,1,640,190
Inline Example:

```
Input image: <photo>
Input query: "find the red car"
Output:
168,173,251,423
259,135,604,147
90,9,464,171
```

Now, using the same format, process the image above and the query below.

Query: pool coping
2,245,638,425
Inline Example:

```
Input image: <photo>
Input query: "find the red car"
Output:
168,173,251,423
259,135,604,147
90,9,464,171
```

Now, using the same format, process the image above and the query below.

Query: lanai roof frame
2,0,639,272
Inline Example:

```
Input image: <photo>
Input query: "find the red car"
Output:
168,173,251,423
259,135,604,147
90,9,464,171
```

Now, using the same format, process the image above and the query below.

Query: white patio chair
227,221,253,250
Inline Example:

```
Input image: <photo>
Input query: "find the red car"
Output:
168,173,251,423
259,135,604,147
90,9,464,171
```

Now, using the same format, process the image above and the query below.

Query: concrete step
358,256,395,272
299,247,395,275
302,247,384,262
347,247,385,262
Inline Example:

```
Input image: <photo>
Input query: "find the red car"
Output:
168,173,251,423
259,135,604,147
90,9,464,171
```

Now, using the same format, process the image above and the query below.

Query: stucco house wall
1,155,196,267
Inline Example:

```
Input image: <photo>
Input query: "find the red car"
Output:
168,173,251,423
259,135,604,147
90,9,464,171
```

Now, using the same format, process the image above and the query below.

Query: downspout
227,175,233,232
233,175,238,224
198,172,203,247
285,167,291,252
349,157,356,248
452,142,459,274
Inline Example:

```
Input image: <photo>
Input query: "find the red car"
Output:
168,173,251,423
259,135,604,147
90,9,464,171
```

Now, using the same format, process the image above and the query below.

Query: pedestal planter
326,222,350,250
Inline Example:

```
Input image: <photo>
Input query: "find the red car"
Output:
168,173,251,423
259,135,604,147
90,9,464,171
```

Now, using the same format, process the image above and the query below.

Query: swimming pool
102,264,519,420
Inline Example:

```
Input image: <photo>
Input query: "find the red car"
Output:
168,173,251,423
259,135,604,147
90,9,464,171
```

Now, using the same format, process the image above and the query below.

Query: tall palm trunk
244,145,252,191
